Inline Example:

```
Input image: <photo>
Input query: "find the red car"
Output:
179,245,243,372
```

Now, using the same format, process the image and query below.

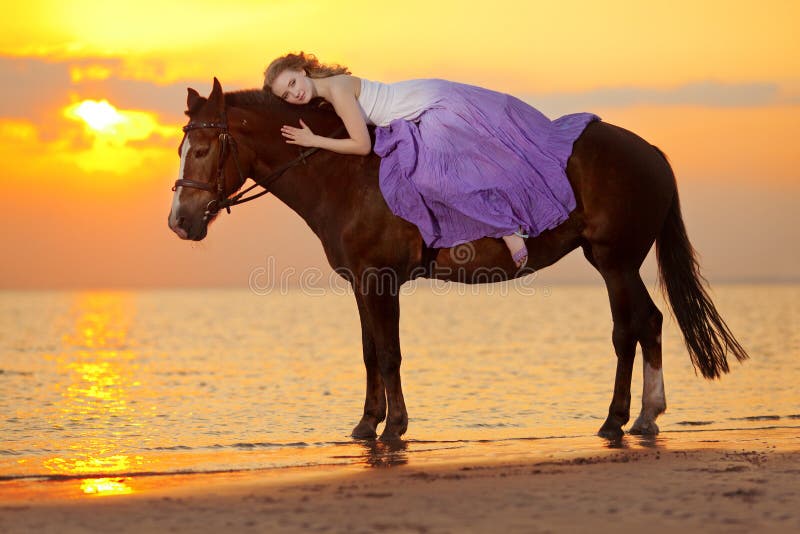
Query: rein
173,114,345,222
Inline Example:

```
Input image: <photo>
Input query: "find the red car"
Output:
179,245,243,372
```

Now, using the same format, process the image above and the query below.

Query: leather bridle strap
173,119,346,220
219,127,345,210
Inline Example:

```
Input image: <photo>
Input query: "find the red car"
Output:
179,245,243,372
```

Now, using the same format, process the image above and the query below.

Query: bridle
173,112,344,222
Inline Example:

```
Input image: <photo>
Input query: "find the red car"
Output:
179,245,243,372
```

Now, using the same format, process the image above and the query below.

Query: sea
1,283,798,495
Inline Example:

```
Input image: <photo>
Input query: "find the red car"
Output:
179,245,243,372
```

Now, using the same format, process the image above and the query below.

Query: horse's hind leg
351,293,387,439
630,301,666,435
594,263,660,439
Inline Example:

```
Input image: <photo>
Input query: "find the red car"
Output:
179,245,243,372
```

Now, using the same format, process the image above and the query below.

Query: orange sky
1,1,798,288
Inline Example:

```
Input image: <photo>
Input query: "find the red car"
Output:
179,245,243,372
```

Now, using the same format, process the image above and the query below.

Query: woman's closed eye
281,79,296,100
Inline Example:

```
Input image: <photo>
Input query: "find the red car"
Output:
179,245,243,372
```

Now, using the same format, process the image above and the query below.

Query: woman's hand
281,119,318,148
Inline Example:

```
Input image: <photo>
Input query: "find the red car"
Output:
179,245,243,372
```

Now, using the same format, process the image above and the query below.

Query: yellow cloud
0,120,38,141
70,64,113,82
63,99,179,173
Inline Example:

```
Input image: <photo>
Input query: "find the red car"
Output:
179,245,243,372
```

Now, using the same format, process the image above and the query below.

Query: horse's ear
186,88,205,115
208,77,225,114
187,88,200,108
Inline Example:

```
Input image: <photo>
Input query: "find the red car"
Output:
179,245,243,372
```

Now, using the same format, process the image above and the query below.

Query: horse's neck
237,106,344,236
261,153,337,234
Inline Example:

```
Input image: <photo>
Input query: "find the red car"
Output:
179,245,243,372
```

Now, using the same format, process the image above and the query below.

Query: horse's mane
222,89,359,137
224,89,274,109
224,89,337,117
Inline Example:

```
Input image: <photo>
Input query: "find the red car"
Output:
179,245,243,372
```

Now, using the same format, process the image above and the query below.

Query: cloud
0,56,218,165
75,75,217,124
0,57,189,179
526,81,797,117
6,56,797,127
0,57,71,121
0,56,224,126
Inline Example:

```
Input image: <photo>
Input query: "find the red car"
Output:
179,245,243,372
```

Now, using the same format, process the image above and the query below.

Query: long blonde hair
263,52,350,92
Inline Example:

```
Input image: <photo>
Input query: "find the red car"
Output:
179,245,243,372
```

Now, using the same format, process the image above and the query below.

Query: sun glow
68,99,124,132
61,99,180,174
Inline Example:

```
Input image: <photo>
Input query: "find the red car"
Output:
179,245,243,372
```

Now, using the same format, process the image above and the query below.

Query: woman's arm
281,79,372,156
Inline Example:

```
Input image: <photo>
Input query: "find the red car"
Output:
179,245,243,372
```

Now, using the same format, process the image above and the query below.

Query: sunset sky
1,1,797,288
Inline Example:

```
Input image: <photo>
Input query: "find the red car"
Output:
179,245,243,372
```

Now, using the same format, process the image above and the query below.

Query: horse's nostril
177,216,186,228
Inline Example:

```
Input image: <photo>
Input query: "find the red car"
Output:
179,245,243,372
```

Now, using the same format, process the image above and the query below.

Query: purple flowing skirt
373,80,599,248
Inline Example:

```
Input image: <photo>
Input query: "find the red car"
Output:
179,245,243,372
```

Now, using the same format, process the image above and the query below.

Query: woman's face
272,68,313,105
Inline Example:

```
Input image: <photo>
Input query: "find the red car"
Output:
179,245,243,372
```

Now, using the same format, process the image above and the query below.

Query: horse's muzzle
169,215,207,241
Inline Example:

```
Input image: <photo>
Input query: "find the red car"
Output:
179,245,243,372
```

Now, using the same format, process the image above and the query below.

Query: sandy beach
2,431,798,534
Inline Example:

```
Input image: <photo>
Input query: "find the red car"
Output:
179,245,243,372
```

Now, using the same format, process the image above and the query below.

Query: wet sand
2,432,799,533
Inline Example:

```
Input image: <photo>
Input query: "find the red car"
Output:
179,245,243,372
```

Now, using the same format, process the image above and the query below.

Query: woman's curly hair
263,52,350,92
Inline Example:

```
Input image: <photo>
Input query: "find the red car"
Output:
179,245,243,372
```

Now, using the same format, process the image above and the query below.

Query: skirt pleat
374,81,599,248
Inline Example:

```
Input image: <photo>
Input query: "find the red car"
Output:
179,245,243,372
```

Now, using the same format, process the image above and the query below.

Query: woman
264,52,599,269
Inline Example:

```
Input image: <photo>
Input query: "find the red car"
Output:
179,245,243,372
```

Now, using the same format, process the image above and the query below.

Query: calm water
1,284,798,492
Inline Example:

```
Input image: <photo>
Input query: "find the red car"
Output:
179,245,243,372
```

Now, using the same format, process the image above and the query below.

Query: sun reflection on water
42,292,148,496
80,477,133,495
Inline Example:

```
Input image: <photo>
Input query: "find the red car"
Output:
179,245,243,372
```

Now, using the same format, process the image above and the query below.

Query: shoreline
2,430,798,533
4,423,798,484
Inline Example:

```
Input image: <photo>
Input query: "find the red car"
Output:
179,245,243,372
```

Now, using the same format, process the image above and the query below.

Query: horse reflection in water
168,79,748,441
360,440,409,468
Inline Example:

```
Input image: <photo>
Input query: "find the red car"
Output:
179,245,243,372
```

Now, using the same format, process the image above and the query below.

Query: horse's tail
654,152,749,379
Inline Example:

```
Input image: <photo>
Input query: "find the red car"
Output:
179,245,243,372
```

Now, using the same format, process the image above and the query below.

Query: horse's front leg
357,287,407,441
351,292,387,439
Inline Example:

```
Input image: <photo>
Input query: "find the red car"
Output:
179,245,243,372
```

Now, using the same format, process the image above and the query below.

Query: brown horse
168,78,748,440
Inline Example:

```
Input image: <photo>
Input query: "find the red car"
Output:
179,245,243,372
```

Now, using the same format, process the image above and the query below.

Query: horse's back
568,121,677,263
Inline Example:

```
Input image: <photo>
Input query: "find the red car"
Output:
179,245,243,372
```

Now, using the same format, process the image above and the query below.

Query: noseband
173,113,344,222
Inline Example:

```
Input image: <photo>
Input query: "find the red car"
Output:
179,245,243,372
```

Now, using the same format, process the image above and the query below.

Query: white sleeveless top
357,78,444,127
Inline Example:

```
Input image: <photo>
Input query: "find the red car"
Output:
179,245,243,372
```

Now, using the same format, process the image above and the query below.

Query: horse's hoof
351,422,378,440
629,419,660,435
379,422,407,441
379,430,403,442
597,423,624,440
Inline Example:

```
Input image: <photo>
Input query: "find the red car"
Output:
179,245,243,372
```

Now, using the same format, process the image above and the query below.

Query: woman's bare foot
502,228,528,269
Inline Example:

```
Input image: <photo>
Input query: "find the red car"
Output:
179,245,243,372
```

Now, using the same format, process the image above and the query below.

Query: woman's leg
502,228,528,268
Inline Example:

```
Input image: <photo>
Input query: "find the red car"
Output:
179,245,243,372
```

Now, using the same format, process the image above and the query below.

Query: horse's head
168,78,249,240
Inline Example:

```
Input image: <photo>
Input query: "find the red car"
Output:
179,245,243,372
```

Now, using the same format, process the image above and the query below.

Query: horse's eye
194,148,209,158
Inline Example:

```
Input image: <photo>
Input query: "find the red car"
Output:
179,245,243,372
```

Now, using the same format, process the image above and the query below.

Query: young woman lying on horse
263,52,599,270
